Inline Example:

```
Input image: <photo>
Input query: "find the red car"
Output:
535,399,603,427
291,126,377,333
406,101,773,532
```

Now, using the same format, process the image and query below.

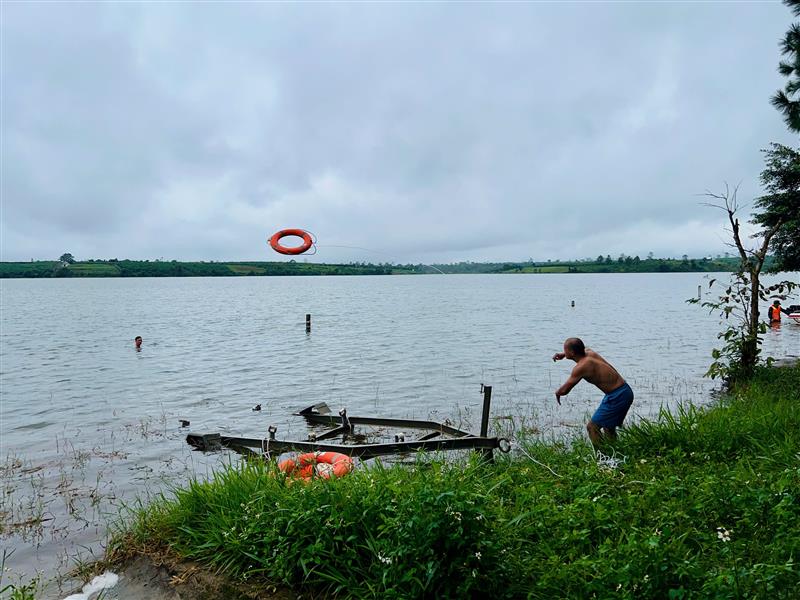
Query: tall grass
117,365,800,599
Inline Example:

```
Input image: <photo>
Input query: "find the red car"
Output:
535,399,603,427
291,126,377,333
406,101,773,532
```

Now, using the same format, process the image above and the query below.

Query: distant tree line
0,255,765,279
0,259,393,278
425,256,748,275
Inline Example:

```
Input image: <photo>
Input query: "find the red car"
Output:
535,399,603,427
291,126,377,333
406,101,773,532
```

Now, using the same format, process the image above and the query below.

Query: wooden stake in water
306,314,311,333
698,285,702,301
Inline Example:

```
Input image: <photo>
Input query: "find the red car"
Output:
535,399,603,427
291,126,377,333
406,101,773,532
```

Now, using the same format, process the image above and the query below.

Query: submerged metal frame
185,432,503,460
186,385,509,460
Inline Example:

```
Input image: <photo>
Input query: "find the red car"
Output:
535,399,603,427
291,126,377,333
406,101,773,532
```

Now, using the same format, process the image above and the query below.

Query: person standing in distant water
134,336,142,351
552,337,634,446
768,300,788,324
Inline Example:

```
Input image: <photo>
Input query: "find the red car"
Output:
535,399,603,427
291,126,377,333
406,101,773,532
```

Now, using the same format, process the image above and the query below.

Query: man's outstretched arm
555,369,582,405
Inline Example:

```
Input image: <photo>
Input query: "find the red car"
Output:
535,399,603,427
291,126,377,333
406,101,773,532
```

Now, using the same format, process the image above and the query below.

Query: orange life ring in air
269,229,313,255
278,452,354,480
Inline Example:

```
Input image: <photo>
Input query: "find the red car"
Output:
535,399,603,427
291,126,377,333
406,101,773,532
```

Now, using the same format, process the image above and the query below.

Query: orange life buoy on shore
269,229,313,255
278,452,354,480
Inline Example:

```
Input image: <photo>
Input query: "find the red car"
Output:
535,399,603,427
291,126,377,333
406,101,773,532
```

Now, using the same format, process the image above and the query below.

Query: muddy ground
57,554,300,600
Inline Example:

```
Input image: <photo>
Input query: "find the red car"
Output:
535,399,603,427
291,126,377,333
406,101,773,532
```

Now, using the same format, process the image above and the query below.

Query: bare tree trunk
742,274,761,374
704,185,784,378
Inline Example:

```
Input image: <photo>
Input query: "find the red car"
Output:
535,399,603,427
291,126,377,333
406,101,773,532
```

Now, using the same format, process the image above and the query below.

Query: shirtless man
553,337,634,446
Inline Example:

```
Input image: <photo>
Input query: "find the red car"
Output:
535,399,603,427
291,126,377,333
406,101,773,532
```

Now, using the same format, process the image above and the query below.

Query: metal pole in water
480,385,494,462
306,314,311,333
480,385,492,437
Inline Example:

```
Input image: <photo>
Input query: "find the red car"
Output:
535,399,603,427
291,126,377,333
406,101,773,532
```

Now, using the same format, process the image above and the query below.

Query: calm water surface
1,273,798,594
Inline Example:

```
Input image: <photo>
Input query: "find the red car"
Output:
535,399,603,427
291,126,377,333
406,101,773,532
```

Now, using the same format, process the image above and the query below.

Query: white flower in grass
377,552,392,565
446,506,462,521
474,552,482,560
716,527,732,542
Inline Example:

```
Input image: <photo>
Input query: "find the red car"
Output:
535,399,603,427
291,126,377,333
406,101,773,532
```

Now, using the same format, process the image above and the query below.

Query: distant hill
0,256,755,278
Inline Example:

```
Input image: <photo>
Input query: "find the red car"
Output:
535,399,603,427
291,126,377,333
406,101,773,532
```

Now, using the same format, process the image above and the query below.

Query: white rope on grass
514,443,563,479
592,448,627,471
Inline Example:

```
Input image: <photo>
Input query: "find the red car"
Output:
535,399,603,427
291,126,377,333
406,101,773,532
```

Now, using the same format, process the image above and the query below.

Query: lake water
1,273,798,595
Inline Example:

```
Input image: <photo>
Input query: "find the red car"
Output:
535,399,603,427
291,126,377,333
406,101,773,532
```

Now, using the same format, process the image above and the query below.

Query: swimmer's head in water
563,337,585,360
134,336,142,348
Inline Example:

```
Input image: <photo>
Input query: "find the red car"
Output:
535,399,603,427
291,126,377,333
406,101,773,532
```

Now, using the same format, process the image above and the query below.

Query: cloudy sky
2,2,798,264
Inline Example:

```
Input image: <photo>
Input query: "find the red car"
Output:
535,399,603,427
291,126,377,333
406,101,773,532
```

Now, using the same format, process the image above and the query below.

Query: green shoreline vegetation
0,255,758,278
106,365,799,599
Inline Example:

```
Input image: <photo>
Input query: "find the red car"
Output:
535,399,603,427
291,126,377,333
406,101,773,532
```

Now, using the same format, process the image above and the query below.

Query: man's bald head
564,337,586,359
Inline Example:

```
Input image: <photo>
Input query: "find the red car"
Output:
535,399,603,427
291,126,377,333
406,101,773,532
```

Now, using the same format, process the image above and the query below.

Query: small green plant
0,550,40,600
5,584,38,600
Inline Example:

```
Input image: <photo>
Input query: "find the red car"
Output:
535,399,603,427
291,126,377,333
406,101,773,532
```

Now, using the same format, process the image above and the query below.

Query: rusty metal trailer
186,384,510,460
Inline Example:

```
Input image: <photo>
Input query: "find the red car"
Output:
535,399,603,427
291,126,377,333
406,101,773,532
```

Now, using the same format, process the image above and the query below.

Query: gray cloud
2,2,797,264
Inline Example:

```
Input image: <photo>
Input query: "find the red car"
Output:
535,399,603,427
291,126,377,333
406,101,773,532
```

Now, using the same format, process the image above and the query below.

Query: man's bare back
572,351,625,394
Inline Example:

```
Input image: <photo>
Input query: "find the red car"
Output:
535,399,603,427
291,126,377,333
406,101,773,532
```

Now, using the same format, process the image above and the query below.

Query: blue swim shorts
591,382,634,429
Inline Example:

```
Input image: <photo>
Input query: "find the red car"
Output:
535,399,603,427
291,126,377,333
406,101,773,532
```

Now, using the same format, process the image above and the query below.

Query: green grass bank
115,366,800,599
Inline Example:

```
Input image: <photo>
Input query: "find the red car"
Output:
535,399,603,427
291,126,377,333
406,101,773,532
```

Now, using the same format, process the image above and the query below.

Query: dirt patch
60,551,300,600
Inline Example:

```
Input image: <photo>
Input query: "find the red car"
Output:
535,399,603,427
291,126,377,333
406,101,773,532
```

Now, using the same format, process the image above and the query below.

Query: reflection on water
0,273,797,594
